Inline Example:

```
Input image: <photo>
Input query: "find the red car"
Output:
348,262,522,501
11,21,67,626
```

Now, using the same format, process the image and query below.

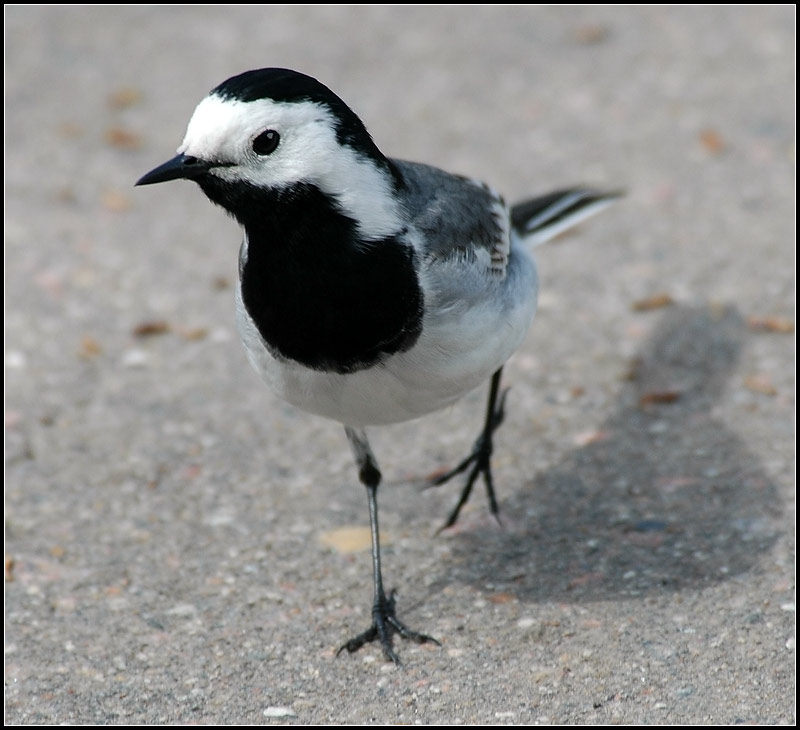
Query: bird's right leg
337,426,440,665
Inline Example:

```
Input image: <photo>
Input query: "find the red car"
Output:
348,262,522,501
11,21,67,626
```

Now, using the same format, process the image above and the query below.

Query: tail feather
511,188,622,247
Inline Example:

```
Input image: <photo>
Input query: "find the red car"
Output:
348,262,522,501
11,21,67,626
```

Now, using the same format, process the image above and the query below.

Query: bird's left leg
429,368,509,531
337,426,441,665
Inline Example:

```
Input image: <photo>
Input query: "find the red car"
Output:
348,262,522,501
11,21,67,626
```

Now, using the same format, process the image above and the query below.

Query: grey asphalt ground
5,5,795,725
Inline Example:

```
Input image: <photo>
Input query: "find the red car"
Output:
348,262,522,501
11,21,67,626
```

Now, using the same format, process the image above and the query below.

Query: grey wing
392,160,511,277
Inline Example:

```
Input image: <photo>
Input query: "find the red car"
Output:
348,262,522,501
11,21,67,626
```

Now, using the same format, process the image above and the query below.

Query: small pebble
263,706,296,718
120,349,150,368
5,350,26,369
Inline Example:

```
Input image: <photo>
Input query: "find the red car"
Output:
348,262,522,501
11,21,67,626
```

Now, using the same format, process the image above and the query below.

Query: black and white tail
511,188,622,247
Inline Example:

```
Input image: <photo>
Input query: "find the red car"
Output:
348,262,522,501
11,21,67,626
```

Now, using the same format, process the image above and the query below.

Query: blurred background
5,6,794,725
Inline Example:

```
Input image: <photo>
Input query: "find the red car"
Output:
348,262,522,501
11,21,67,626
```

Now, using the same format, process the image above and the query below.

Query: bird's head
136,68,403,237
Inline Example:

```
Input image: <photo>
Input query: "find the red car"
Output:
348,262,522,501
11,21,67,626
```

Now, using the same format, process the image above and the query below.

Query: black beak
135,153,215,186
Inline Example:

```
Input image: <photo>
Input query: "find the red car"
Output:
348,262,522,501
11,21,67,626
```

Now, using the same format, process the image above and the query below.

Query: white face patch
178,94,403,240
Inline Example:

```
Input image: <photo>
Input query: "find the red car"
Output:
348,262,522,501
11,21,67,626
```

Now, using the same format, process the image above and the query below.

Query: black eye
252,130,280,156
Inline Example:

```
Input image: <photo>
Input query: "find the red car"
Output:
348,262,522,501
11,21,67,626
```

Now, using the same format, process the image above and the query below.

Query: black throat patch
201,178,423,374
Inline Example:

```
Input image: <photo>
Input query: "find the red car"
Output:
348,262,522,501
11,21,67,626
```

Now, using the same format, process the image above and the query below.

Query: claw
337,589,440,664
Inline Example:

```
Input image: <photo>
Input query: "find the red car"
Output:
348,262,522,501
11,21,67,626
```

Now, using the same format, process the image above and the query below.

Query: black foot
336,590,440,665
430,385,509,532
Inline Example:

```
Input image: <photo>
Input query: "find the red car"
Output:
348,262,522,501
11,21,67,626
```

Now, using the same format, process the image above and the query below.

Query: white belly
235,244,538,427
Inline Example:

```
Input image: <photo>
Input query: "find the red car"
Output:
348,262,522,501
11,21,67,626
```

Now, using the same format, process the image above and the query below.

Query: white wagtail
137,68,618,664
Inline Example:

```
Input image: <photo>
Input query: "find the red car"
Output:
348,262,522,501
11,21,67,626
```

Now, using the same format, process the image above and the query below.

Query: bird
136,67,619,665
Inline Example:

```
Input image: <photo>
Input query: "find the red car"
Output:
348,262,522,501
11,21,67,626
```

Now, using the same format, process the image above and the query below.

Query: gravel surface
5,5,795,725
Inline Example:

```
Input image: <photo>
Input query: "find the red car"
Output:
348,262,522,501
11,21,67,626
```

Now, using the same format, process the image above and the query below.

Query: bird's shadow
438,303,782,602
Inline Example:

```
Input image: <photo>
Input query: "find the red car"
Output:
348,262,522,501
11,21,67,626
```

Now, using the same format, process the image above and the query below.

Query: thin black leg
429,368,509,531
337,426,441,664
